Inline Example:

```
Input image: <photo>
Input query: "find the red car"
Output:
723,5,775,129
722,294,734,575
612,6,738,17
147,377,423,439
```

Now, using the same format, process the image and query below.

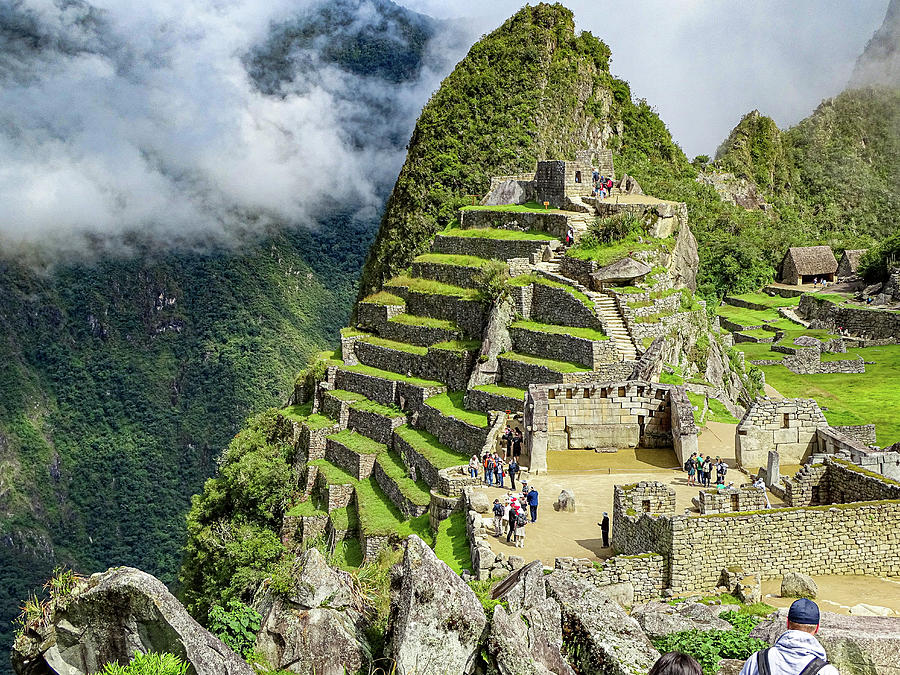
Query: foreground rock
631,600,735,639
388,535,487,675
546,570,658,675
591,257,652,285
12,567,252,675
554,490,576,512
752,609,900,675
781,572,818,599
254,548,372,675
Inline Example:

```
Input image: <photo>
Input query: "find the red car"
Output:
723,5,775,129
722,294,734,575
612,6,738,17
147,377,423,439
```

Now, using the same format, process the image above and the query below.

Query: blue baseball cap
788,598,820,624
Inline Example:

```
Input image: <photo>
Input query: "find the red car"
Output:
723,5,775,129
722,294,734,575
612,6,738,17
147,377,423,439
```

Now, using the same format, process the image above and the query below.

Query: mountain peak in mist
851,0,900,88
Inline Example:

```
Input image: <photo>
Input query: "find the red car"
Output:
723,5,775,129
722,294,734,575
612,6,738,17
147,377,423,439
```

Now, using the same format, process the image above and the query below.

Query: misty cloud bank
0,0,469,259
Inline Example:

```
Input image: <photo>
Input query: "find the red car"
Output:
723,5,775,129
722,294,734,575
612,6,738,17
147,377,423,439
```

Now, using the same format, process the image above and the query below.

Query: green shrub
473,259,511,304
99,652,189,675
208,599,262,658
467,579,507,614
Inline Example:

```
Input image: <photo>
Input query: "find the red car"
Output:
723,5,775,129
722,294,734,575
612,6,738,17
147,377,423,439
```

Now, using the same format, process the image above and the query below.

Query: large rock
751,609,900,675
781,572,818,599
590,257,652,285
554,489,576,512
12,567,252,675
631,601,734,639
669,219,699,291
254,548,371,675
483,179,532,206
388,535,487,675
468,488,491,514
546,570,658,675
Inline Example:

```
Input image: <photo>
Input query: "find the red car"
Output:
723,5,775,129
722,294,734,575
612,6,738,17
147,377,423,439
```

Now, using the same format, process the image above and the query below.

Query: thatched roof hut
837,249,867,278
779,246,838,285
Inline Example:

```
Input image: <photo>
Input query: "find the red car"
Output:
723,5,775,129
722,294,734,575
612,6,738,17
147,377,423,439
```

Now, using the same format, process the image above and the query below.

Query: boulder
590,257,652,285
793,336,823,349
780,572,818,599
468,488,491,514
631,601,733,639
254,548,371,675
483,180,532,207
751,609,900,675
717,659,746,675
598,582,634,608
554,489,576,512
388,535,487,675
850,604,894,617
669,219,699,291
546,570,658,675
735,572,762,605
488,606,554,675
11,567,252,675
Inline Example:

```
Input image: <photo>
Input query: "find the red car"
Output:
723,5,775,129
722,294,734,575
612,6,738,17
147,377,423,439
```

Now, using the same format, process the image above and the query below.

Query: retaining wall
530,282,604,330
799,295,900,341
430,234,553,264
554,554,665,602
458,209,572,238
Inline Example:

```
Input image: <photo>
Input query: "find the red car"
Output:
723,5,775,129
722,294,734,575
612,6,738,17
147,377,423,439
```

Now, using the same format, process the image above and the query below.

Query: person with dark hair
512,428,523,458
599,511,610,548
648,651,702,675
739,599,838,675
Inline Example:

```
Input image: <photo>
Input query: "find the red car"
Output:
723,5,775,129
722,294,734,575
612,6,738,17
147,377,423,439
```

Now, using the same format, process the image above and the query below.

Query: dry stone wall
346,406,404,446
357,301,404,332
430,234,553,264
372,462,428,519
554,554,665,602
799,295,900,341
325,437,379,481
497,356,590,389
411,260,482,289
833,425,877,446
509,325,618,369
401,290,487,339
736,398,829,468
458,208,571,239
418,404,489,458
698,487,769,514
530,283,604,330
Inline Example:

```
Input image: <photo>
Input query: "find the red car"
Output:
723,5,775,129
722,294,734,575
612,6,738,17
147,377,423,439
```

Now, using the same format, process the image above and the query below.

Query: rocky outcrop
781,572,818,599
253,548,371,675
546,570,658,675
752,609,900,675
12,567,252,675
669,218,699,292
590,257,652,285
388,535,487,675
631,601,735,639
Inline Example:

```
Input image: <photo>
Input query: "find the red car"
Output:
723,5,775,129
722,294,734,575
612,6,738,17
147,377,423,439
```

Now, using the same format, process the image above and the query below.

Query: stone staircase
588,292,638,361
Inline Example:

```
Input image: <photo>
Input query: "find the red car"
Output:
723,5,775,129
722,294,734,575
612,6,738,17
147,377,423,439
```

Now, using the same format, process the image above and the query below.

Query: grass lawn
282,404,338,431
340,363,444,388
376,452,432,506
472,383,527,400
356,477,432,538
414,253,490,267
386,275,481,301
716,304,778,327
567,233,672,266
706,398,739,424
460,201,566,214
499,351,591,373
286,498,326,518
360,291,405,306
727,292,800,309
388,313,457,331
433,512,472,574
441,226,556,241
361,335,428,356
430,339,482,352
332,539,364,570
350,398,404,418
326,389,366,402
733,342,786,361
308,458,357,485
425,391,489,428
738,329,777,339
328,429,386,456
329,504,359,531
393,425,468,469
760,345,900,446
511,319,608,341
340,327,367,338
659,371,684,385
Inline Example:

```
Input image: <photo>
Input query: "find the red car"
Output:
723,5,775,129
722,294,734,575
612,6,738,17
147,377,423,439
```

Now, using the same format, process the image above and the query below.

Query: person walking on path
468,455,478,479
495,453,505,488
484,453,495,487
508,458,519,490
506,498,518,543
739,599,837,675
492,498,504,537
502,425,512,457
527,486,539,523
512,428,523,459
685,453,697,486
599,511,610,548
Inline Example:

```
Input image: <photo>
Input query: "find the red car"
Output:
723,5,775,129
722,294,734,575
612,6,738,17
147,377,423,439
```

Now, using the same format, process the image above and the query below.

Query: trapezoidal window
574,170,582,183
782,413,790,428
566,388,573,399
641,499,651,513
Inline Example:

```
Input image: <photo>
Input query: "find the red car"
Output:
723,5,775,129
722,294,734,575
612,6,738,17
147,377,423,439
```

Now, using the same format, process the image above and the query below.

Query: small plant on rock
100,652,189,675
207,599,262,658
473,259,511,304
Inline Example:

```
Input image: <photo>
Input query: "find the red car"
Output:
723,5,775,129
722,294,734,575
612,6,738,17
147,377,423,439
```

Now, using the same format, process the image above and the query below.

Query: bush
208,599,262,658
100,652,189,675
859,232,900,282
473,259,511,304
581,212,645,249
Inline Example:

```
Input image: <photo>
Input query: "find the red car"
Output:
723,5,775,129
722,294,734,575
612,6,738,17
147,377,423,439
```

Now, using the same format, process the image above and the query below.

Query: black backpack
515,512,527,527
757,648,828,675
493,503,504,517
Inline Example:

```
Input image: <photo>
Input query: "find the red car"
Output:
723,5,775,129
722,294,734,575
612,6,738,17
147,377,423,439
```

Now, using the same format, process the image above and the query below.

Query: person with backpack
494,452,505,487
703,456,713,487
527,486,539,523
484,453,494,487
468,455,479,479
506,498,519,543
739,599,837,675
492,498,505,537
605,176,613,195
598,175,608,199
514,507,527,548
685,453,697,487
512,428,523,459
508,457,519,490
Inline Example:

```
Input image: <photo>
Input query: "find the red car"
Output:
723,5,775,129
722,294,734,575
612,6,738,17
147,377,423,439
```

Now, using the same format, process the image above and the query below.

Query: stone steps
589,293,638,361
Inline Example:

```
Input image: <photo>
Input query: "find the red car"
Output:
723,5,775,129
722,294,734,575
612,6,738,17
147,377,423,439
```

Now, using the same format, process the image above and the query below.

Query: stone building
836,249,867,279
735,398,829,468
779,246,838,285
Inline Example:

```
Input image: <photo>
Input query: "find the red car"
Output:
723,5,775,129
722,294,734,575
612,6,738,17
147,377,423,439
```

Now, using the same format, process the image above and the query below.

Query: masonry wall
431,234,553,264
509,325,619,368
458,208,571,239
554,553,665,602
699,487,769,514
736,398,829,468
530,283,604,330
799,294,900,341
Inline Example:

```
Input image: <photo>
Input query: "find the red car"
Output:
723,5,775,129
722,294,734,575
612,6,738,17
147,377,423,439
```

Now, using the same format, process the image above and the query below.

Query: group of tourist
812,277,830,289
491,484,540,547
470,451,521,489
592,169,614,198
684,453,729,488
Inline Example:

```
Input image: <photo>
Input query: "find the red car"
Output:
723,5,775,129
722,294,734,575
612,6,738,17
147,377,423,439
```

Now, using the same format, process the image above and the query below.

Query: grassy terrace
281,404,337,431
414,253,490,267
434,512,471,574
430,339,482,352
511,319,608,341
568,233,672,266
328,429,386,456
350,398,404,418
360,291,405,306
285,498,326,518
309,458,356,485
376,452,432,506
340,327,367,338
394,425,468,469
355,478,431,538
361,335,428,356
329,504,359,531
472,383,527,400
332,539,363,569
388,313,457,331
510,274,595,311
460,201,567,214
499,351,591,373
386,275,481,301
425,391,489,428
716,304,780,327
441,226,555,241
727,292,800,309
326,389,366,402
339,363,443,388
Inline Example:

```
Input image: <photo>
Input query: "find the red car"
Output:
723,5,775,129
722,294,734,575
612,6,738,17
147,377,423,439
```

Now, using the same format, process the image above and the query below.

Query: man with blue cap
739,599,838,675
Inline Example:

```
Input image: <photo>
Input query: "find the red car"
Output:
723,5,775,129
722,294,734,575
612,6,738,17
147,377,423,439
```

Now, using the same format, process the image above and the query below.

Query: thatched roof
840,249,867,271
784,246,838,275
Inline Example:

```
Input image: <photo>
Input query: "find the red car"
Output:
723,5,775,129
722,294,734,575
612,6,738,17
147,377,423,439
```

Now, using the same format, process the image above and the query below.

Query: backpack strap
757,648,772,675
798,657,828,675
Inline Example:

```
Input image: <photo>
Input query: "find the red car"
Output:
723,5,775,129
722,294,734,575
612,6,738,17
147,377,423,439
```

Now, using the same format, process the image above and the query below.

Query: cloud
0,0,470,260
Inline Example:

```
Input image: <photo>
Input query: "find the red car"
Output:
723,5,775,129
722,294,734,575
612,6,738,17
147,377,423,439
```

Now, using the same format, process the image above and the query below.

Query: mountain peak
851,0,900,88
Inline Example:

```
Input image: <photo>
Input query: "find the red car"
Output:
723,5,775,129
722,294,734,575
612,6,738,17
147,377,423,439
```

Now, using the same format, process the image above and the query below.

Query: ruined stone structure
837,249,867,279
798,294,900,341
735,398,829,467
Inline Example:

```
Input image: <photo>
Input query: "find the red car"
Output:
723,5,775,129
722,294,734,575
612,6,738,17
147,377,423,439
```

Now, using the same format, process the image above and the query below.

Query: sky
0,0,890,259
406,0,890,158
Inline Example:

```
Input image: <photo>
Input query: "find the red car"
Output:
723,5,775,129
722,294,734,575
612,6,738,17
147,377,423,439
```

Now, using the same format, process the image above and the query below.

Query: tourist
649,652,702,675
704,455,714,488
738,599,837,675
599,511,610,547
502,425,512,456
495,453,505,487
508,457,519,490
468,455,479,479
599,175,607,198
527,485,539,522
521,481,529,502
492,498,504,537
753,477,771,508
685,453,697,486
515,507,526,548
605,176,613,195
566,225,575,246
484,453,494,486
592,168,600,184
506,497,518,543
512,428,523,458
716,457,728,485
